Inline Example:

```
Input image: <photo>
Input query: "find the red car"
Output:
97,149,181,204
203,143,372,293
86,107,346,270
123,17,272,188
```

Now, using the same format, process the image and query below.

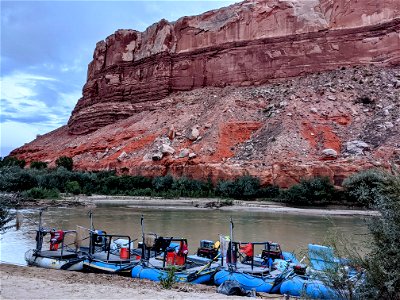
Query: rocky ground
12,65,400,188
0,264,284,299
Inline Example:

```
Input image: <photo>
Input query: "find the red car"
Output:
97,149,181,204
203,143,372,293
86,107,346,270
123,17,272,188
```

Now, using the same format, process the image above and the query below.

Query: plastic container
166,252,176,265
175,255,185,265
120,247,130,259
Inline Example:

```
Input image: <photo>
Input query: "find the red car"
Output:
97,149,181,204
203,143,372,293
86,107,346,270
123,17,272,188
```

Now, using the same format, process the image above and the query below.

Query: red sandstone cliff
11,0,400,187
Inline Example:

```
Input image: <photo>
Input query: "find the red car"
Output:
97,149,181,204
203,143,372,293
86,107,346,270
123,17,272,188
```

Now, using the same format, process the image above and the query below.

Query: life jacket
240,243,253,257
177,241,188,257
50,230,64,250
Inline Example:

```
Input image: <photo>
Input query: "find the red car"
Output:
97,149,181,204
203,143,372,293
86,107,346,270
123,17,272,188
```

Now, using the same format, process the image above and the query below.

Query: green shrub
30,161,48,169
282,177,335,206
55,156,73,171
258,185,281,199
152,175,174,191
38,167,72,192
216,176,260,199
65,181,81,195
159,265,177,289
23,187,60,199
359,172,400,299
342,169,390,207
0,156,26,168
0,167,38,191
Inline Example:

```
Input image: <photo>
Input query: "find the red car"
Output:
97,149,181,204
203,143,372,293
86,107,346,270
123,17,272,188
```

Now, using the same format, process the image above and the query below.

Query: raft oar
187,253,221,282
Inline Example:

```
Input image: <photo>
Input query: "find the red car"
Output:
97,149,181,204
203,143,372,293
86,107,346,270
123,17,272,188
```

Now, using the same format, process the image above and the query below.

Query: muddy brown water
0,205,369,265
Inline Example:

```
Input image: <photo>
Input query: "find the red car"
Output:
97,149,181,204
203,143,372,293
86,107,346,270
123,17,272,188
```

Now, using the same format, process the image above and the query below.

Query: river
0,204,370,265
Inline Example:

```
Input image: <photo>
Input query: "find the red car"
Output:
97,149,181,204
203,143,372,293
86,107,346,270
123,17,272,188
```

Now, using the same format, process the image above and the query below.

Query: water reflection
0,205,369,265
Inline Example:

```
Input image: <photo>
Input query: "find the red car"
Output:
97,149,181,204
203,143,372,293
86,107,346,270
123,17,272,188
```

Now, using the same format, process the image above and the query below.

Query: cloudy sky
0,0,237,157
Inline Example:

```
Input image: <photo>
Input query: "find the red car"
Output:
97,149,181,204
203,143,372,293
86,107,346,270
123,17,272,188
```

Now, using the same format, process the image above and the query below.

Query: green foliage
152,175,174,191
0,156,26,168
0,195,14,232
216,176,260,199
342,169,390,207
359,172,400,299
55,156,73,171
30,161,48,169
0,167,37,191
159,265,177,289
316,171,400,299
282,177,335,206
22,187,60,199
65,181,81,195
258,185,281,199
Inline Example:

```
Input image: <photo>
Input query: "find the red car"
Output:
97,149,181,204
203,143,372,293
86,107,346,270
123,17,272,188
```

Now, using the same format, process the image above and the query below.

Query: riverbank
70,195,379,216
0,263,283,299
12,194,378,216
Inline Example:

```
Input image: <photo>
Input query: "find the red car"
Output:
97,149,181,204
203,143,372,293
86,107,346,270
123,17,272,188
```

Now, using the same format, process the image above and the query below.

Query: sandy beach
0,263,284,300
73,195,378,217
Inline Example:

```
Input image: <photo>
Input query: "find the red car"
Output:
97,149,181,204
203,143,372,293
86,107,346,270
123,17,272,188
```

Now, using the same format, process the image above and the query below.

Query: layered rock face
68,0,400,135
12,0,400,187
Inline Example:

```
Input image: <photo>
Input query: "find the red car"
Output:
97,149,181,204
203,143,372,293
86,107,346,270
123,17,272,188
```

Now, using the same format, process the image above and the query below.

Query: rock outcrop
11,0,400,187
68,0,400,135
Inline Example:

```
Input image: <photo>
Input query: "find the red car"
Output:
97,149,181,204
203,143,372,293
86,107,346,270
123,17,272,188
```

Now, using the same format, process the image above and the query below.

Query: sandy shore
0,263,283,300
75,195,378,216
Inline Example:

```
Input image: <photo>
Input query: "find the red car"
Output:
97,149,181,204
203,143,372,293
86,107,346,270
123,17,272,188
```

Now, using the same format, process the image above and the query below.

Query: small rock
286,113,292,116
168,126,175,140
152,152,163,161
179,148,190,158
346,140,370,155
161,144,175,155
188,127,200,141
117,151,128,162
279,101,288,108
327,95,336,101
383,109,390,116
384,121,394,129
188,153,197,159
321,148,338,159
310,107,318,114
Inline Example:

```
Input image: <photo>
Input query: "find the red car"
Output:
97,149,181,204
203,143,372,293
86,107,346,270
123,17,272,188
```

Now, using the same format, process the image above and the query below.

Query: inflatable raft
25,249,84,271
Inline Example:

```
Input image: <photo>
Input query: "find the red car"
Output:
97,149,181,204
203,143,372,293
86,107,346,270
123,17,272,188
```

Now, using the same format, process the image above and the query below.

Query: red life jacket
240,243,253,257
49,230,64,250
177,241,188,257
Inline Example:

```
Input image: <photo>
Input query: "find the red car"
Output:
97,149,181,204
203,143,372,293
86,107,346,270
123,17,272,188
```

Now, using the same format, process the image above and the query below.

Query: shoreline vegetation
0,155,394,210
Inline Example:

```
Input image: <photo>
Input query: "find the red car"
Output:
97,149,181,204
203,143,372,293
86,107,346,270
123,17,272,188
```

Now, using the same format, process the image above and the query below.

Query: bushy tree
152,175,174,191
30,161,48,169
258,185,281,199
0,167,37,191
65,181,81,195
55,156,73,171
0,156,26,168
282,177,335,205
216,176,260,199
0,195,14,232
343,169,390,207
22,187,60,199
359,172,400,299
